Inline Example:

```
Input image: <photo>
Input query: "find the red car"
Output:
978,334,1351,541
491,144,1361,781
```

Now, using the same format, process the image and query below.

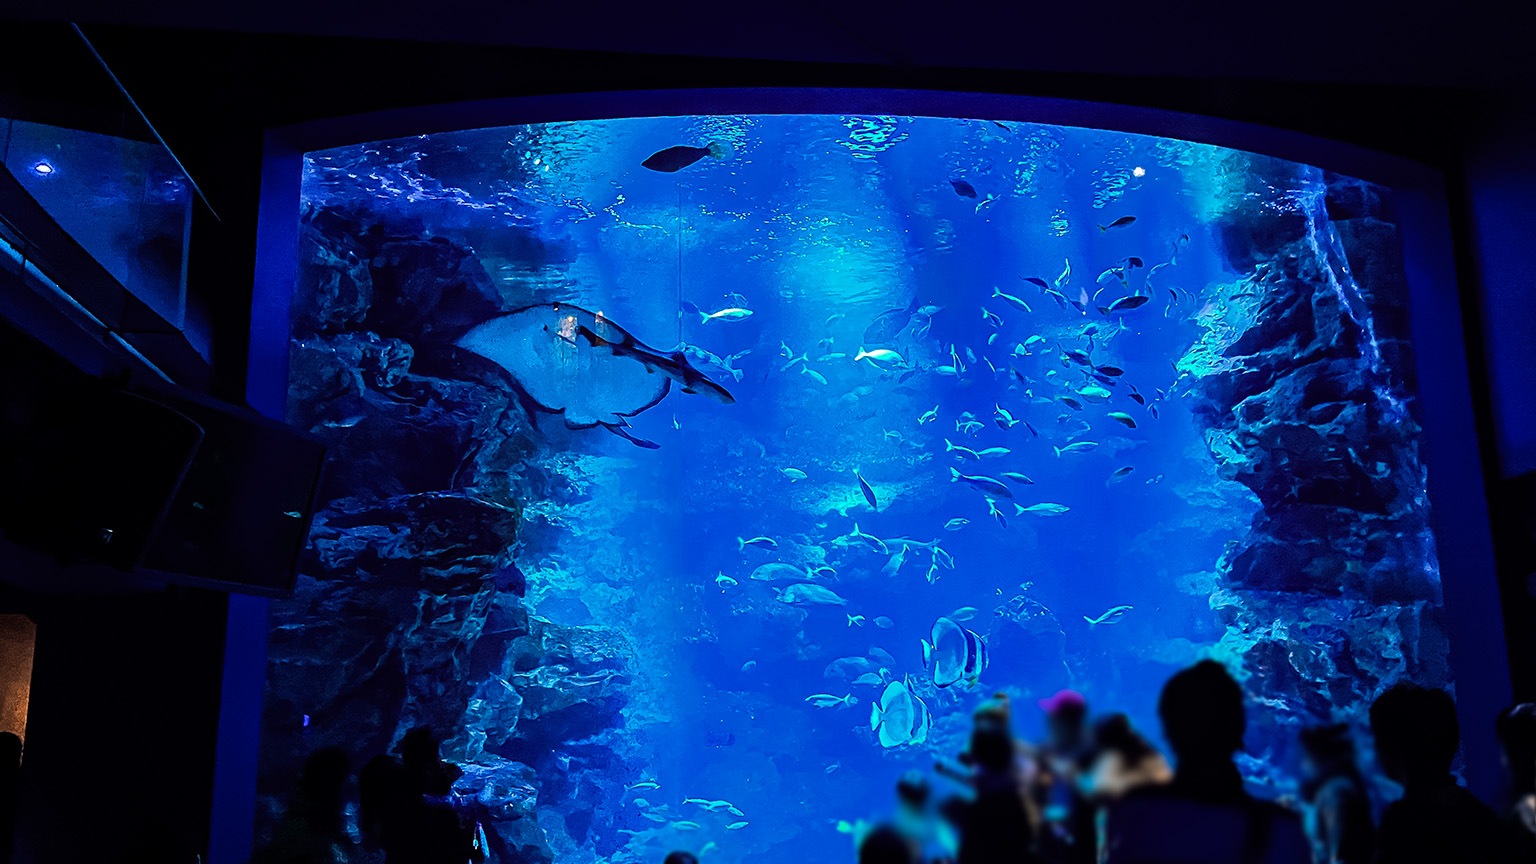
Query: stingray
456,302,734,449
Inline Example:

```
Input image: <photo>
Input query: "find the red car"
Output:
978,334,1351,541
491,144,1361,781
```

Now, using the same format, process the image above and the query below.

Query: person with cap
1033,690,1096,864
1102,661,1308,863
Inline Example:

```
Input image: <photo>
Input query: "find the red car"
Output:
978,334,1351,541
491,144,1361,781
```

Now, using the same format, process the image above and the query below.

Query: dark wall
0,543,227,864
1462,107,1536,480
1457,104,1536,700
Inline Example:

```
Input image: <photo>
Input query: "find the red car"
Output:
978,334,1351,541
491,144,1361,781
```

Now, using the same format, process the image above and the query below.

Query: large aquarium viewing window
257,99,1481,864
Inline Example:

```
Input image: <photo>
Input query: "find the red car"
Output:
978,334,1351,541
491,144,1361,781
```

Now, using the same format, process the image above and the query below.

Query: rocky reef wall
1186,163,1449,787
260,207,639,862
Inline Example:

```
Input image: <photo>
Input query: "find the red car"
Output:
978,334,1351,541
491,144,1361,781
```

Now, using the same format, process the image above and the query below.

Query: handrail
69,23,220,223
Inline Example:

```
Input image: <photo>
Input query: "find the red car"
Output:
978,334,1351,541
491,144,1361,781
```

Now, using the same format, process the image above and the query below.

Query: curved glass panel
269,114,1443,863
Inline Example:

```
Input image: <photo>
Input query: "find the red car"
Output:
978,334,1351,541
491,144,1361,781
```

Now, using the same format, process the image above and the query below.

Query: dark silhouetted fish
1098,215,1137,232
1107,295,1151,314
855,469,878,511
950,179,978,198
864,297,923,345
642,142,733,172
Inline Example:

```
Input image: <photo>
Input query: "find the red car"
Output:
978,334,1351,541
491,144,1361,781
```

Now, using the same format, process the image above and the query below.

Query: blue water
290,115,1427,863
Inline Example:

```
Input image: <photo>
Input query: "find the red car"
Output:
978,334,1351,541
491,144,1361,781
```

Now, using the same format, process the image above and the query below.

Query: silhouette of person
960,718,1045,864
1078,713,1170,804
933,692,1045,862
399,726,461,797
663,852,699,864
359,753,409,856
1103,660,1309,863
1371,684,1513,863
254,746,357,864
1074,713,1171,863
1297,724,1373,864
1496,703,1536,857
1034,690,1095,864
387,727,480,864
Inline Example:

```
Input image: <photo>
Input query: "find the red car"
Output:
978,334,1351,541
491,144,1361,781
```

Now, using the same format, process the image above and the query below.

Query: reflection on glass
2,117,192,326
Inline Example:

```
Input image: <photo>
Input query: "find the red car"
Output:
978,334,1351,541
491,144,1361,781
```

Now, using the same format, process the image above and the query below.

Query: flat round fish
929,616,968,688
457,304,669,428
873,681,916,748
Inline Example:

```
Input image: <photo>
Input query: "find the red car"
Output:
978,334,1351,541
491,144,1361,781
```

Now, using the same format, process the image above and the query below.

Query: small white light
1132,166,1146,177
30,160,54,177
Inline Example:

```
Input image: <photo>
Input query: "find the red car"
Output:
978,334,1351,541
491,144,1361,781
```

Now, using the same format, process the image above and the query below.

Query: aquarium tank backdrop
263,113,1449,863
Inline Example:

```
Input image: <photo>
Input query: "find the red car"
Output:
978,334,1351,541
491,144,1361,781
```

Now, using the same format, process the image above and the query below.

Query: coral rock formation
1190,164,1446,785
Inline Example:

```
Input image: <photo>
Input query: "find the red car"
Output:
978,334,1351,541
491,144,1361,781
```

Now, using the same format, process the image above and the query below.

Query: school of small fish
603,146,1212,847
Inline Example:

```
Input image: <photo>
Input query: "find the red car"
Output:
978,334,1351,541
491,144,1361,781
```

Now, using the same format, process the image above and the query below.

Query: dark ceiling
0,3,1527,402
3,0,1531,88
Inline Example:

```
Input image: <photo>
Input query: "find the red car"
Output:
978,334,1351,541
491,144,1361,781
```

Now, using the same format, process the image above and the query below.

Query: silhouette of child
1298,724,1374,864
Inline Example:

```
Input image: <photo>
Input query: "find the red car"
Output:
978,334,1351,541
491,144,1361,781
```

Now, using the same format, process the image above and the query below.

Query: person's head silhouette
396,725,456,796
1091,712,1155,764
0,732,21,771
1159,660,1245,762
1040,689,1089,753
1299,724,1357,777
663,852,699,864
859,824,918,864
1370,683,1459,785
397,726,439,769
299,746,350,809
970,724,1015,774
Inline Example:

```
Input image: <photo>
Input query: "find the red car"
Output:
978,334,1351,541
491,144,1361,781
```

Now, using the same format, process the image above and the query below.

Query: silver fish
1084,605,1133,625
949,467,1013,499
945,439,981,460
